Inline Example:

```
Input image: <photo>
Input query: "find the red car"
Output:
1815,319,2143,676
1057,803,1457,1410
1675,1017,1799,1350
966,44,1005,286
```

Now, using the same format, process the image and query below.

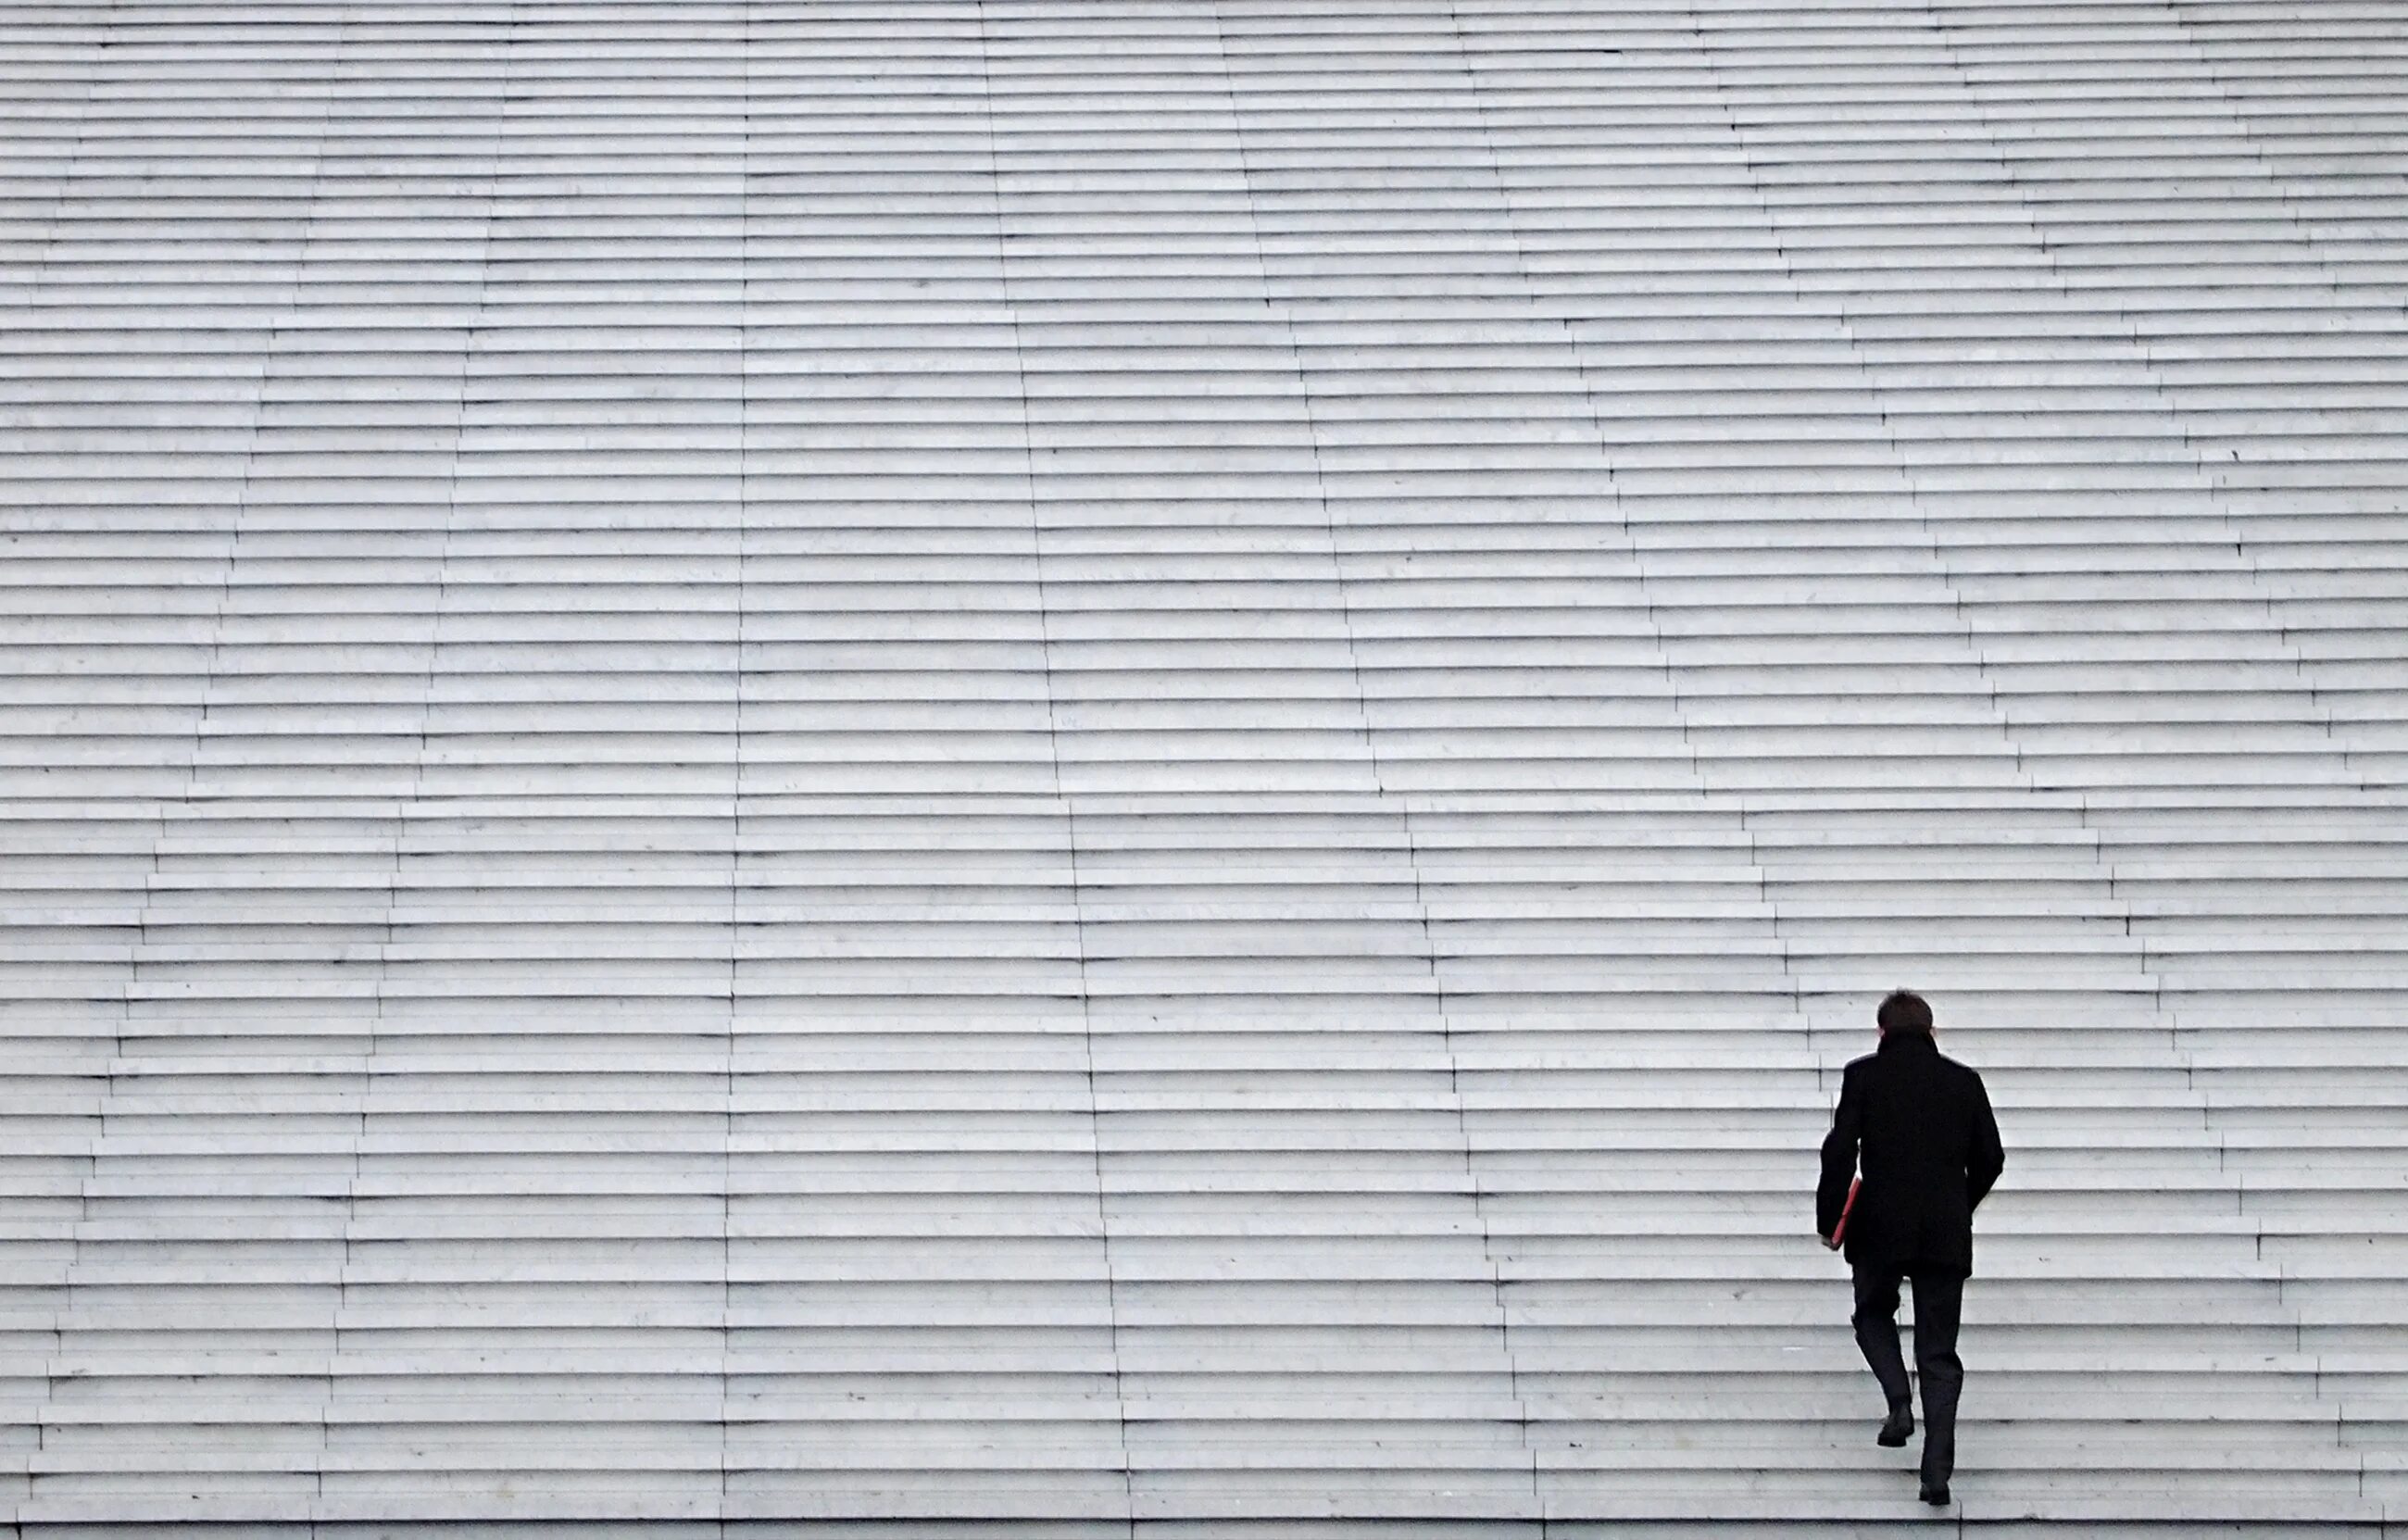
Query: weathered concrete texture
1,0,2405,1529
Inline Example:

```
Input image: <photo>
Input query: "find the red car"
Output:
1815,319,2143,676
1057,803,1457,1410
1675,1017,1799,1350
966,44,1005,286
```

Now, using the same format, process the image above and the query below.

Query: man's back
1818,1033,2003,1275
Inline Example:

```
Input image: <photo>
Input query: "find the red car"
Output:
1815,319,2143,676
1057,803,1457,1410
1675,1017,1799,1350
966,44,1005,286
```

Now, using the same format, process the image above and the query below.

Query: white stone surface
1,0,2406,1533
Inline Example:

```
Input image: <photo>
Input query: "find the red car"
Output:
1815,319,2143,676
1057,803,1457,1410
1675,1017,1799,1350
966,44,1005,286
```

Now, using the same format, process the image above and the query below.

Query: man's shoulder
1853,1044,1984,1086
1935,1049,1988,1091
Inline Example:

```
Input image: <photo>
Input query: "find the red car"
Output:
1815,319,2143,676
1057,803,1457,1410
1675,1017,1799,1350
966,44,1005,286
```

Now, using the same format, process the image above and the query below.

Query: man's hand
1818,1232,1839,1252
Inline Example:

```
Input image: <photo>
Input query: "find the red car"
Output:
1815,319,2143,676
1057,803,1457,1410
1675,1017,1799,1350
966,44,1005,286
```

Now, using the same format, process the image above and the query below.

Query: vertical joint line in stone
983,0,1127,1505
727,14,752,1491
1437,3,1524,1419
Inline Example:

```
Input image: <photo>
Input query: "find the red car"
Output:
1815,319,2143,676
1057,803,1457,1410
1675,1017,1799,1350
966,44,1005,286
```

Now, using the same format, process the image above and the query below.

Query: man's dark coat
1818,1033,2004,1275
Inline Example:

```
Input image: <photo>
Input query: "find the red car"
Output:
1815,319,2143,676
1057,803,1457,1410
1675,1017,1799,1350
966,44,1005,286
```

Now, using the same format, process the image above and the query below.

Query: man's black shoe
1918,1481,1950,1507
1877,1403,1913,1446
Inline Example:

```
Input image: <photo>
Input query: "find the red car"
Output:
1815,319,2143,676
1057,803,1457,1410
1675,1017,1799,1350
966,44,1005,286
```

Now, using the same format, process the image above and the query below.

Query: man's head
1877,989,1934,1040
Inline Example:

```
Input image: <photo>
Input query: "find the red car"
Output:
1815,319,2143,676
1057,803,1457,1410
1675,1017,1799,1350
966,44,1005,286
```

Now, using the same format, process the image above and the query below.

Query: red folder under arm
1827,1178,1862,1248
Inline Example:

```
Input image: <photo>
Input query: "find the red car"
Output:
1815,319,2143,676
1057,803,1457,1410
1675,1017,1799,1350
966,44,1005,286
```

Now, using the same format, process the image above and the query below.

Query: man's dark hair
1877,990,1933,1038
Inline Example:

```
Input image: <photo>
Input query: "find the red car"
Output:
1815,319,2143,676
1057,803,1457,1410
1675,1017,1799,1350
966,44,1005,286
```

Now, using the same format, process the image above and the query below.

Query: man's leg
1850,1263,1913,1417
1909,1269,1967,1492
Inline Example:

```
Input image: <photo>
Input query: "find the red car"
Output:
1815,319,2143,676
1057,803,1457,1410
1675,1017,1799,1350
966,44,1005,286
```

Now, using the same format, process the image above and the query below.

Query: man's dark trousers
1851,1263,1964,1488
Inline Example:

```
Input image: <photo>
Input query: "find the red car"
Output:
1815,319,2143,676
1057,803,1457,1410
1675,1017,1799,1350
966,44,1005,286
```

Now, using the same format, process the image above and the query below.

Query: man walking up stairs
1820,991,2007,1507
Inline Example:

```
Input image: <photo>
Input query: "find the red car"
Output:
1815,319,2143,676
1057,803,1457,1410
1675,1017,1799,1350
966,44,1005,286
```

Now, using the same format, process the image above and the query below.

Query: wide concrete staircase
2,0,2405,1532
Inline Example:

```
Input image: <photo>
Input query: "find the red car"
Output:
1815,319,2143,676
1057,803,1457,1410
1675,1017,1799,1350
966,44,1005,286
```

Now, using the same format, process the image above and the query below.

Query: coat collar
1877,1033,1938,1056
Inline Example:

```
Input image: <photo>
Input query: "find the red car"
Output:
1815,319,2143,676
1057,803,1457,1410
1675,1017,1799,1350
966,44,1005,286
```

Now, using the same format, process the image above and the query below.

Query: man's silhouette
1817,990,2003,1507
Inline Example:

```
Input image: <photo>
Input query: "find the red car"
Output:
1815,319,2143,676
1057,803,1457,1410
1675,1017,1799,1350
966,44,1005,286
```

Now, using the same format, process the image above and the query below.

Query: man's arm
1967,1071,2003,1211
1817,1062,1862,1240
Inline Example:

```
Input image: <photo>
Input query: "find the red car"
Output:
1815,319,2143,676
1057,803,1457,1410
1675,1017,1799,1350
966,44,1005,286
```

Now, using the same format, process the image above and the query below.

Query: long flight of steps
2,0,2405,1532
